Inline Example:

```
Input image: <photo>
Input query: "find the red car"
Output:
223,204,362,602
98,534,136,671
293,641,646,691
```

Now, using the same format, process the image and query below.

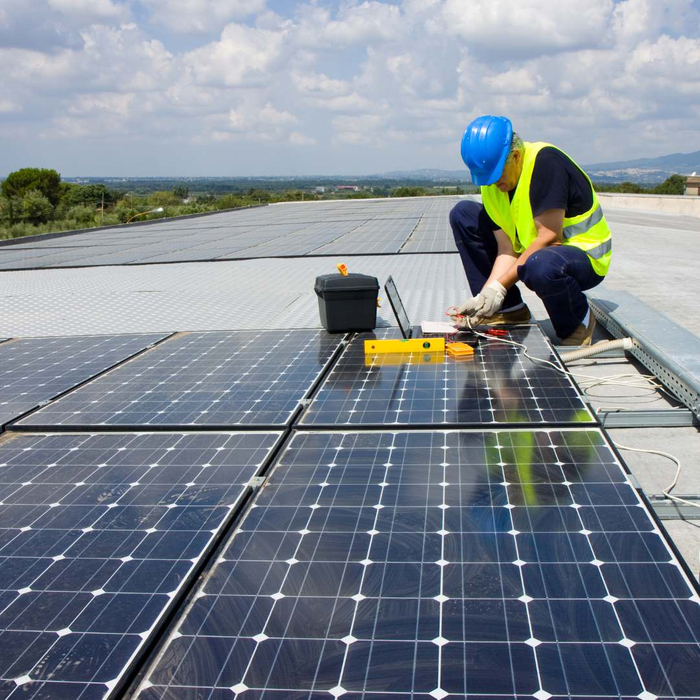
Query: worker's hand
451,281,506,326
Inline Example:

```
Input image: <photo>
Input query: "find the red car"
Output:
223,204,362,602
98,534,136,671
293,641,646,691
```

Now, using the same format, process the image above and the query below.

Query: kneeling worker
449,115,611,346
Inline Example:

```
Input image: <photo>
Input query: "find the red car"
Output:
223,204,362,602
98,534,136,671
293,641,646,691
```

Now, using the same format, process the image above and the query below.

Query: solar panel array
0,334,169,427
138,429,700,699
0,430,282,699
300,326,595,427
19,330,343,429
0,198,468,270
2,193,699,698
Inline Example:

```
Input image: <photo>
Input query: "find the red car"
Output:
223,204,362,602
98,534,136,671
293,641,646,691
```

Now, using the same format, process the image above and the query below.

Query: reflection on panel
138,429,700,699
0,333,169,427
300,326,595,426
0,431,281,699
20,330,342,429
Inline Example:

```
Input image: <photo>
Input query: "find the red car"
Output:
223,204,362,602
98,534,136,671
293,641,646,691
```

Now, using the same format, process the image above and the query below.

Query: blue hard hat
460,115,513,186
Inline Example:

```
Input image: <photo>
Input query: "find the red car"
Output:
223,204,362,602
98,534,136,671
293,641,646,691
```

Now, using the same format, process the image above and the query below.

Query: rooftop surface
0,196,698,698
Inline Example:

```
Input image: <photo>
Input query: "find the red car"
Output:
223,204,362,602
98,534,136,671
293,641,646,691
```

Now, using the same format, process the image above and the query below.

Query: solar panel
0,333,170,427
0,200,464,269
0,430,282,699
19,330,343,429
137,429,700,699
299,326,595,427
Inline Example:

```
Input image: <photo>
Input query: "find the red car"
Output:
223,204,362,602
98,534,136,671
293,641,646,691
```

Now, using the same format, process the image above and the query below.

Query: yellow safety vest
481,141,612,276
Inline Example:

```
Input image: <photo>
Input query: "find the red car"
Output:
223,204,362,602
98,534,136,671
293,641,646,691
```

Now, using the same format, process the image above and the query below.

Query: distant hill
371,168,472,181
583,150,700,184
375,151,700,185
58,150,700,187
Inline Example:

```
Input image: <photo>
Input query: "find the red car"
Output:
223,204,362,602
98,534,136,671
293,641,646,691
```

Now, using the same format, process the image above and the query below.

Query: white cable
611,442,700,510
459,316,680,408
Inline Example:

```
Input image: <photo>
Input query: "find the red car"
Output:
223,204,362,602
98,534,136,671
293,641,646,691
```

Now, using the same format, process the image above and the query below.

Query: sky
1,0,700,176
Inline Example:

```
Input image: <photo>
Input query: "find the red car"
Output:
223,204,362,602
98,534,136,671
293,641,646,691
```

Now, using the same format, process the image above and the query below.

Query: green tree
218,194,246,209
21,189,54,224
172,185,189,200
148,191,181,207
62,183,116,208
1,168,61,224
615,181,646,194
652,174,685,195
247,188,271,202
66,205,96,225
393,186,430,197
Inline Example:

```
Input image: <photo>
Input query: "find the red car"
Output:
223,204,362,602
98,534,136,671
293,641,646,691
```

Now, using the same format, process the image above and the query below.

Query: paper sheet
421,321,458,335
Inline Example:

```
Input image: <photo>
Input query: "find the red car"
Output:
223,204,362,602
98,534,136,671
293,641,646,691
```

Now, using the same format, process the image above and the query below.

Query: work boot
560,315,597,346
481,305,532,326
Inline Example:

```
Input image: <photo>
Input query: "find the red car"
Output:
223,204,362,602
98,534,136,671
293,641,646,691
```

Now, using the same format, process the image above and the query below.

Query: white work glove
451,281,507,328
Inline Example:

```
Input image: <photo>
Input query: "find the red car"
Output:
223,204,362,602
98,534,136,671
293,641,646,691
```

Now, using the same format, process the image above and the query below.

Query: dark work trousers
449,199,605,339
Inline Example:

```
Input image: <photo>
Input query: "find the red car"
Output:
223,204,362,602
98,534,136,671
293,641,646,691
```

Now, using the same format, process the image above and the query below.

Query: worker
449,115,612,346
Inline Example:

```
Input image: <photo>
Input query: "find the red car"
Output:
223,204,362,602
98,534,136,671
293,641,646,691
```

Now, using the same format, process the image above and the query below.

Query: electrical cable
448,313,700,571
452,313,682,409
610,441,700,510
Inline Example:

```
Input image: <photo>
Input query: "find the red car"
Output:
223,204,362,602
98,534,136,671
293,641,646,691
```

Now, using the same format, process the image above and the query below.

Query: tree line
0,168,687,241
0,168,317,240
593,175,686,195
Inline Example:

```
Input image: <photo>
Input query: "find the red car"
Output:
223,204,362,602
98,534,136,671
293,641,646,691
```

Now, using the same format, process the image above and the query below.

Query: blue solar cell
137,429,700,699
0,431,281,699
0,333,169,427
18,330,343,429
299,326,595,427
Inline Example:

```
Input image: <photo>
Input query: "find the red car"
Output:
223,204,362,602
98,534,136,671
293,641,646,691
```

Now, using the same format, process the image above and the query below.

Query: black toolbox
314,273,380,332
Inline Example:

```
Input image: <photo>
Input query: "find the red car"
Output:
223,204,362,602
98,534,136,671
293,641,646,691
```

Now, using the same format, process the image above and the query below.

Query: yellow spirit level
363,338,445,354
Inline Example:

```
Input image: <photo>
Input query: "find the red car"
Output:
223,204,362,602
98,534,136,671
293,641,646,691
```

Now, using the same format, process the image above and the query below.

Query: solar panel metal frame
134,427,700,699
0,429,286,699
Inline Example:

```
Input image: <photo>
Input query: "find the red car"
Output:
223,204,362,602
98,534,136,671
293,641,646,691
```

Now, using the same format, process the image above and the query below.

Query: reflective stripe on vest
481,142,612,276
562,205,604,239
585,237,612,259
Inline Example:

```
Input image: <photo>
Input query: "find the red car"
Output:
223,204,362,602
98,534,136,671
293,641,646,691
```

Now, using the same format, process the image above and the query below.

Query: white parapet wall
597,192,700,218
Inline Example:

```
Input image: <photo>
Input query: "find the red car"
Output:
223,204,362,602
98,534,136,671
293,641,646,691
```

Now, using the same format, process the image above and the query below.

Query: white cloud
0,100,20,113
307,93,375,113
2,0,700,173
141,0,266,34
481,68,545,96
289,132,317,145
332,113,389,145
184,23,286,87
434,0,615,58
47,0,125,20
296,2,404,48
208,102,300,142
626,34,700,82
292,72,350,97
67,92,135,117
613,0,700,43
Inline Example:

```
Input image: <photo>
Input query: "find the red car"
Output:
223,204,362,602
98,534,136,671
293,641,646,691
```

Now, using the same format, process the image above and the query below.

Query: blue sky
1,0,699,176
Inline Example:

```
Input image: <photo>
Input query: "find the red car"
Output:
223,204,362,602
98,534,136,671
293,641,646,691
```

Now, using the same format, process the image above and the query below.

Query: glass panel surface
301,327,595,426
0,431,281,698
138,429,700,699
0,334,168,427
20,330,342,428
